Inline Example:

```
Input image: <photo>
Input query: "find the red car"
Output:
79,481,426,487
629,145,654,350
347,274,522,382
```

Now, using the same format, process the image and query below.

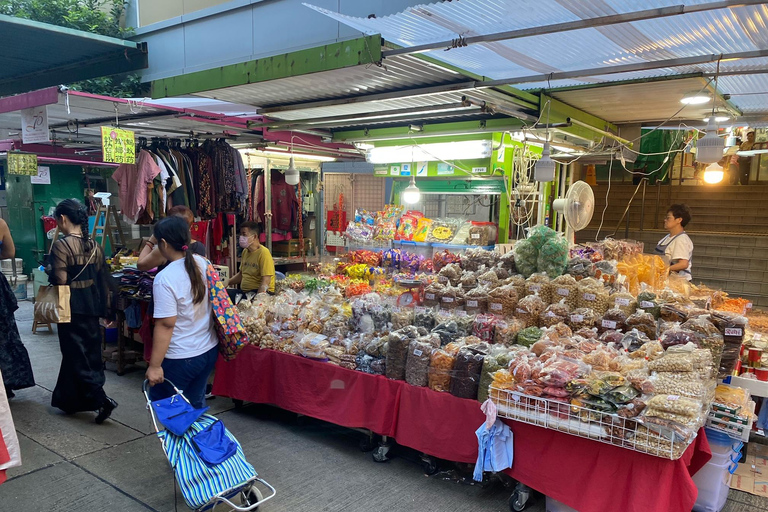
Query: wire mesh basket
490,386,697,460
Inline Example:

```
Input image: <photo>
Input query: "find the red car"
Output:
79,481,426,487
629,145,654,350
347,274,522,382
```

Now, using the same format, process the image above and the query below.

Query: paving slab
8,385,142,460
1,461,152,512
5,432,63,480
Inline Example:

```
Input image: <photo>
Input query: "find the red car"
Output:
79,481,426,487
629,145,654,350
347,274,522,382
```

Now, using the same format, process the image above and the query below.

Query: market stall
209,220,762,511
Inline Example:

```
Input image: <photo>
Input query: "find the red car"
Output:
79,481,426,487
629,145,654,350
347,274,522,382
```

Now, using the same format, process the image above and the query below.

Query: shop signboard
7,151,38,176
20,105,49,144
101,126,136,164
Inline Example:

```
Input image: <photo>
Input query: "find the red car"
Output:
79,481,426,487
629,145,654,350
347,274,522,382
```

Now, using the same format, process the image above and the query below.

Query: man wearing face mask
225,221,276,297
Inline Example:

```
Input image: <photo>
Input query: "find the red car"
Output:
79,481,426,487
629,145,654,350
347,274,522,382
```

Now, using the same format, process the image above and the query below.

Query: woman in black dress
47,199,117,423
0,218,35,398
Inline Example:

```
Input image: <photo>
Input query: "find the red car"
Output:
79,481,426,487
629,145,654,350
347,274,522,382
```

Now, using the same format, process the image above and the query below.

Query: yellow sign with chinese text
7,152,38,175
101,126,135,164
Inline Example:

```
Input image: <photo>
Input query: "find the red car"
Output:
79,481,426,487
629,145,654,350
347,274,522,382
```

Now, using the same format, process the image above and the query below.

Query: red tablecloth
214,347,711,512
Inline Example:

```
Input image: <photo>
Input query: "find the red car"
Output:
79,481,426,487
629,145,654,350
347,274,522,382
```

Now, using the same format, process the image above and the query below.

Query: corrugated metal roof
0,15,147,97
305,0,768,116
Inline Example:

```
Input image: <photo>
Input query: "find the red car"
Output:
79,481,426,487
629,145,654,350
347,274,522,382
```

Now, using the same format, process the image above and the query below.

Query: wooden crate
272,239,313,257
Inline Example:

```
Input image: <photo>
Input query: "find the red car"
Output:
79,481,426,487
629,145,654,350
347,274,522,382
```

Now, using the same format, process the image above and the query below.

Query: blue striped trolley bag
143,380,276,511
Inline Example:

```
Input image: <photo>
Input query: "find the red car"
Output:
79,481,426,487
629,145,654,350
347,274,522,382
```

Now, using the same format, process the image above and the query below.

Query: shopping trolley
143,380,276,511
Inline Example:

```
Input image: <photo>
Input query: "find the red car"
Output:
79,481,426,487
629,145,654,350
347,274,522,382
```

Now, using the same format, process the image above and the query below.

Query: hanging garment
473,419,514,481
0,273,35,393
111,149,162,222
256,169,299,233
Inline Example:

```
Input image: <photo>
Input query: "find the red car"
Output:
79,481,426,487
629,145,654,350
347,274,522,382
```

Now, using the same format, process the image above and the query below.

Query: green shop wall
6,165,92,274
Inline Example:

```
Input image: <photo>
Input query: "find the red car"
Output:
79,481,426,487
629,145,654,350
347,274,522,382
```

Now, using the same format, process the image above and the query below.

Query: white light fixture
704,115,730,123
247,150,336,162
402,176,421,204
366,140,492,164
680,92,711,105
703,162,724,184
534,141,556,182
284,156,300,186
696,117,725,164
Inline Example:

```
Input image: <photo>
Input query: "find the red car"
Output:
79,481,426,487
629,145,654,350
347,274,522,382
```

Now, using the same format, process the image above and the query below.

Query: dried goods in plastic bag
406,339,437,387
473,314,498,343
567,307,598,330
659,328,701,350
626,309,657,339
464,286,488,315
423,282,444,308
494,318,525,346
599,308,628,334
515,294,546,327
450,343,490,399
517,326,544,347
537,236,569,277
478,348,514,402
427,219,459,244
540,301,570,327
461,247,498,272
610,291,637,316
513,238,537,278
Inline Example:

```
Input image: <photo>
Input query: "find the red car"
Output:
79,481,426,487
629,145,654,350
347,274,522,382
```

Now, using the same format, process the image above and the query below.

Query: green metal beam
332,118,526,144
151,35,382,99
543,95,618,143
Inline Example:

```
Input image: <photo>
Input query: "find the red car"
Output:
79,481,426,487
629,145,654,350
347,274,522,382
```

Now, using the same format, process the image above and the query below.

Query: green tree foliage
0,0,148,97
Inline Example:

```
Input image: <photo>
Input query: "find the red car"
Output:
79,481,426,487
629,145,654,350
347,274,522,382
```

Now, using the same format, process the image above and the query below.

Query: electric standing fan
553,181,595,244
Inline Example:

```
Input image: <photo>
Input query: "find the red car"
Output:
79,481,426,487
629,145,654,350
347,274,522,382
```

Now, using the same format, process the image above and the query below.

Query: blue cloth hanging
473,419,514,481
152,393,209,436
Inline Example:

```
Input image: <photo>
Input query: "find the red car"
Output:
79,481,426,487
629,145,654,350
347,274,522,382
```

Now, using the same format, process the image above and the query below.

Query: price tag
667,395,680,401
640,301,655,308
415,307,427,314
602,320,617,329
425,293,436,300
747,303,753,310
413,349,423,357
615,298,631,307
490,303,503,311
456,310,468,317
479,280,493,288
571,314,584,323
516,308,527,315
530,284,541,292
471,233,481,239
557,288,570,296
309,334,327,346
442,297,454,303
438,276,449,284
467,300,478,308
511,392,521,403
754,333,762,341
584,293,596,301
546,311,557,318
725,327,743,337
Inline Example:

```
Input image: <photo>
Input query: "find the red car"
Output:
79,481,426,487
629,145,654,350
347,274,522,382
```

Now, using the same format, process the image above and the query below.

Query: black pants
52,315,108,413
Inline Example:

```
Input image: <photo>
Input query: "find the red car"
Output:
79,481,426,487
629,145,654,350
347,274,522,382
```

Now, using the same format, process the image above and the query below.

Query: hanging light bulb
703,162,724,184
402,176,421,204
696,117,725,164
284,156,300,186
534,141,556,182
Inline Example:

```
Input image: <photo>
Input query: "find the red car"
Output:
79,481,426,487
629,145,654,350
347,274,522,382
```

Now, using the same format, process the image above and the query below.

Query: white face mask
239,235,252,248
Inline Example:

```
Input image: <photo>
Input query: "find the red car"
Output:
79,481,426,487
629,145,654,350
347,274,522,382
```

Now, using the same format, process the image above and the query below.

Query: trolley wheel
359,436,376,452
422,458,439,475
232,399,244,409
372,444,390,463
509,484,533,512
242,485,263,509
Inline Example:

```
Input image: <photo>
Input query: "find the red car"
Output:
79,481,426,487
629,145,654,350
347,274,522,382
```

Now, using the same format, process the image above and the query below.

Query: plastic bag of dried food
582,345,621,371
604,385,640,405
460,271,478,291
548,274,579,310
455,313,476,337
513,238,538,278
478,347,513,402
423,282,444,308
575,326,599,339
527,225,558,249
621,329,652,353
515,294,546,328
487,283,519,317
461,247,498,272
540,300,570,327
648,372,708,399
537,236,569,277
450,221,473,246
681,316,724,371
659,328,701,350
437,263,462,286
464,286,488,315
428,348,457,392
439,285,464,311
477,268,500,289
413,309,436,331
431,320,461,346
384,327,421,380
356,352,375,374
517,326,544,348
450,343,491,399
600,308,629,334
494,318,525,346
469,222,497,246
426,219,458,244
406,339,436,387
473,314,498,343
611,291,637,317
577,280,610,315
598,329,624,345
626,309,657,339
391,308,414,330
637,290,661,318
567,257,595,280
538,356,591,388
504,275,527,300
294,332,331,359
567,307,598,330
647,395,703,418
498,250,516,273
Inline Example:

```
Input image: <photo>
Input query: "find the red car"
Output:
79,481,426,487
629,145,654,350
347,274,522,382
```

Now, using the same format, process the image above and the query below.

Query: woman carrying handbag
47,199,118,423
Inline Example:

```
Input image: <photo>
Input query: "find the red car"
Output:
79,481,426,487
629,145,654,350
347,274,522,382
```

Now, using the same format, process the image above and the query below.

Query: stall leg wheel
359,435,376,452
232,399,244,409
421,455,439,475
372,442,391,463
509,483,533,512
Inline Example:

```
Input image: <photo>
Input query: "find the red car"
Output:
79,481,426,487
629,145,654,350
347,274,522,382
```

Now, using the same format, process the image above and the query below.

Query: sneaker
205,384,215,400
5,388,14,399
95,397,118,424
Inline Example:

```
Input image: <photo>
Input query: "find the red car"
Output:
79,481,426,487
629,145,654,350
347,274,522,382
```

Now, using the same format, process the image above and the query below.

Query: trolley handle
143,379,192,435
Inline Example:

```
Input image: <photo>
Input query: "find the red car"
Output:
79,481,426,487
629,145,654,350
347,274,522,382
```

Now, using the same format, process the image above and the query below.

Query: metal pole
383,1,764,57
265,159,272,253
567,118,633,147
640,179,647,231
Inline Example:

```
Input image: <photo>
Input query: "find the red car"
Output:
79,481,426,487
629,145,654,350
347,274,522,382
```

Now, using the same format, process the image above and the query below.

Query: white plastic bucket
0,258,22,272
6,275,28,300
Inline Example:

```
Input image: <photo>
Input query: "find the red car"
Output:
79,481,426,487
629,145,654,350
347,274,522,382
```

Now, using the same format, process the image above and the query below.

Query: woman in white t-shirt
146,216,218,409
656,204,694,281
